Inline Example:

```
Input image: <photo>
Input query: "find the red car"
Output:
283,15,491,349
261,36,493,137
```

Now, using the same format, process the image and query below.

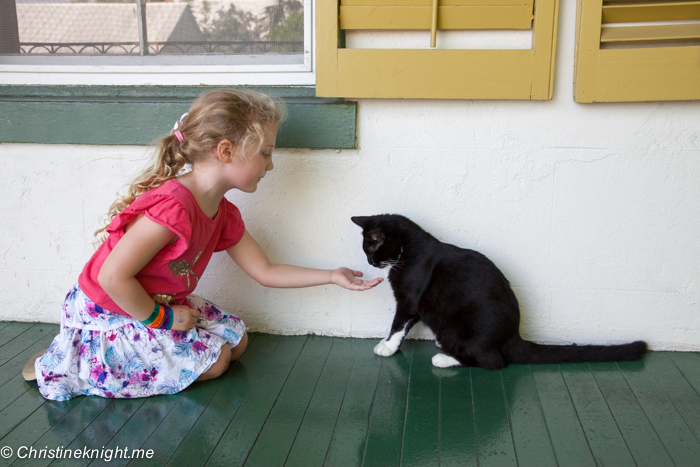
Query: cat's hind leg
474,350,506,370
374,317,418,356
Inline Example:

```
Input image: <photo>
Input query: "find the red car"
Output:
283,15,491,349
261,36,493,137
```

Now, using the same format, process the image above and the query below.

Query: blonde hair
95,89,284,241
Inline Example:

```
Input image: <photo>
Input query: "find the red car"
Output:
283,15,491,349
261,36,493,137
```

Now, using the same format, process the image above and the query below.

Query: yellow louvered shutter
574,0,700,102
316,0,560,99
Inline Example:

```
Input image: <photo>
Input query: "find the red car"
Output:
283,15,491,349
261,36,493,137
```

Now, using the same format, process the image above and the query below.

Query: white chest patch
377,265,392,281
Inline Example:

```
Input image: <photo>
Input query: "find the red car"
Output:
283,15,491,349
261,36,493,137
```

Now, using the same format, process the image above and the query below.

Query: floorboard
244,336,333,467
0,325,699,467
502,364,557,467
561,362,636,467
206,335,307,466
168,333,274,467
438,363,476,467
618,358,700,467
471,366,518,467
0,323,35,348
589,362,674,467
531,364,596,467
325,338,384,467
285,338,361,467
643,353,700,446
53,398,146,467
361,340,412,467
402,341,440,467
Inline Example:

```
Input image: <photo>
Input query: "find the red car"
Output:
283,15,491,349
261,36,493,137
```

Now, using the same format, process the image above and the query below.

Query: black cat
351,214,647,370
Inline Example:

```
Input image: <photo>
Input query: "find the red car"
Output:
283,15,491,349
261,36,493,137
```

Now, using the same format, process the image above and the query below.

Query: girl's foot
22,349,47,381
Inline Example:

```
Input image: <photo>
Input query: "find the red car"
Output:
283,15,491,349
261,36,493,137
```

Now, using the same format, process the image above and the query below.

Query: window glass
0,0,305,67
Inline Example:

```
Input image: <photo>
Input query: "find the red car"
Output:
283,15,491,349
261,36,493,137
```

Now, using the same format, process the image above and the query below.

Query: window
0,0,314,85
316,0,560,99
574,0,700,103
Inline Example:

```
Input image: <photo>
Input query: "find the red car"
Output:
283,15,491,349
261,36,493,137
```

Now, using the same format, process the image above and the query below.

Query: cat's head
351,214,410,268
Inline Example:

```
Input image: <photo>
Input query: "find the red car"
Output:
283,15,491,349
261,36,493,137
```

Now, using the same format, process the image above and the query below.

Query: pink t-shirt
79,179,245,316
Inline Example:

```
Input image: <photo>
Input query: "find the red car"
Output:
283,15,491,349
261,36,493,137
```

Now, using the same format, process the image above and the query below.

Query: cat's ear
351,216,371,228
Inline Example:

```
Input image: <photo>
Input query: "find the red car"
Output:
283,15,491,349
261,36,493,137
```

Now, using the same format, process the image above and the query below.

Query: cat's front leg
431,353,461,368
374,317,418,357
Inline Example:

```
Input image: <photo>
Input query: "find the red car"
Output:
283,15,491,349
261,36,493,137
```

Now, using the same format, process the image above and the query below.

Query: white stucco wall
1,2,699,350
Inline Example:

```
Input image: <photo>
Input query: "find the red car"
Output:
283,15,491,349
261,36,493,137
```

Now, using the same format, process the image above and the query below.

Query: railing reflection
18,41,304,55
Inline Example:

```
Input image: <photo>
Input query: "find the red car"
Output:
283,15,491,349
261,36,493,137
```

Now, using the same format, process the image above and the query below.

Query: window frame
0,0,316,87
0,84,357,149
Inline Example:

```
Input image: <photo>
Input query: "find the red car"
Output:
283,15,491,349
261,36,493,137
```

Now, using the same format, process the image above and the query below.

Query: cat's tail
505,338,647,364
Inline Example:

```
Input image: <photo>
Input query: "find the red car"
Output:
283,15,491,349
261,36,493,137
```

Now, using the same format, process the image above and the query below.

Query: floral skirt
35,285,247,401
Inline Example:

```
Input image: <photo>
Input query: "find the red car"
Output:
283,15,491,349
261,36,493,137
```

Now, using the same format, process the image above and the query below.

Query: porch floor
1,322,700,467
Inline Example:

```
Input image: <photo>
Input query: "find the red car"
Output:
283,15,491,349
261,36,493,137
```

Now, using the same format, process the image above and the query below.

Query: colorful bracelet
142,302,174,330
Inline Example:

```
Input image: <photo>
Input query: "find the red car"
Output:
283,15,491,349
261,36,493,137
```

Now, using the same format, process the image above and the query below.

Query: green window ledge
0,86,356,149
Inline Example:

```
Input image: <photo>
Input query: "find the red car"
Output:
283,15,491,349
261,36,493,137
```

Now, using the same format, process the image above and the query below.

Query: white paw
432,353,461,368
435,340,442,349
374,339,398,357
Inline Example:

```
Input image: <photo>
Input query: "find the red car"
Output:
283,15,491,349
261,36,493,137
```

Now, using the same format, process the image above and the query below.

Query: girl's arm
226,230,383,290
98,215,199,331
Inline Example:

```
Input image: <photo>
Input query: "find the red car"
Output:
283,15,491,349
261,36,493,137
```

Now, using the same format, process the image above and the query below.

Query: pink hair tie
171,112,189,143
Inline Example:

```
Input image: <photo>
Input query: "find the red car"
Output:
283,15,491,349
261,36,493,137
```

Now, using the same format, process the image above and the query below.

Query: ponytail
93,133,189,241
94,89,283,243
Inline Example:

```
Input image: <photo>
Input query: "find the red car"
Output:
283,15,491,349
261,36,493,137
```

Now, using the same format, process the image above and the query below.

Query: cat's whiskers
380,247,405,270
380,258,405,270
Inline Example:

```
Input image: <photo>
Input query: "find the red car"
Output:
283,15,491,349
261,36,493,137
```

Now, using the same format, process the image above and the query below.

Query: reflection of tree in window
266,0,303,53
201,0,303,53
201,4,259,42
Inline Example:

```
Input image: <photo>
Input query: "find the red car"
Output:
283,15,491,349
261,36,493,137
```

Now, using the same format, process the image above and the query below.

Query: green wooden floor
2,322,700,467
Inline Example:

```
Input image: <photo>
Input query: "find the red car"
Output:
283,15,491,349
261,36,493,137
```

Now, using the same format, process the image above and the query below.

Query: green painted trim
0,86,356,149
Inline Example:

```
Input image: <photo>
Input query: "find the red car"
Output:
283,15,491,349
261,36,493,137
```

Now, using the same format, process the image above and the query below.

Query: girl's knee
197,344,231,381
230,332,248,361
216,344,233,371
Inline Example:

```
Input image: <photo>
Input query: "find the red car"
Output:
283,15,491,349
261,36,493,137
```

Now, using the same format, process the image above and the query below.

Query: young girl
29,89,382,401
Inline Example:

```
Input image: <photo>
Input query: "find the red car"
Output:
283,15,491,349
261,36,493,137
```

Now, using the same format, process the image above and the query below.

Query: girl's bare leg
230,332,248,361
196,344,232,381
195,332,248,382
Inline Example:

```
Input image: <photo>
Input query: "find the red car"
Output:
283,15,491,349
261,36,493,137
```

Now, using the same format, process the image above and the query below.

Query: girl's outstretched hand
332,268,383,291
169,305,200,331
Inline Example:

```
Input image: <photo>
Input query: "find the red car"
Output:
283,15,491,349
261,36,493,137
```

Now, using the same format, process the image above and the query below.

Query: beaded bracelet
142,302,174,330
